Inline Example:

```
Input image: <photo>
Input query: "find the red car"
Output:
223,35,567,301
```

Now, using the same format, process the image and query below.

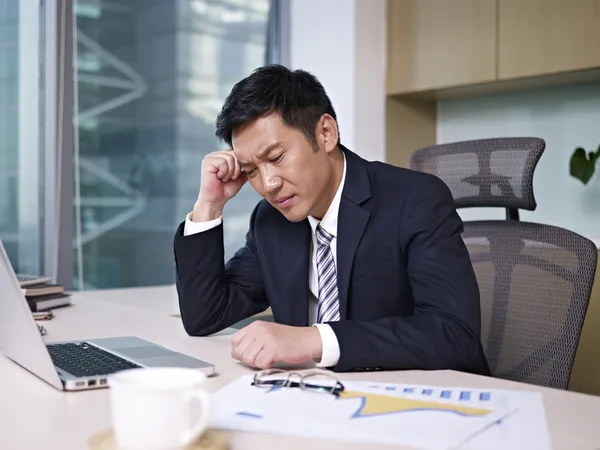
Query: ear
316,114,339,154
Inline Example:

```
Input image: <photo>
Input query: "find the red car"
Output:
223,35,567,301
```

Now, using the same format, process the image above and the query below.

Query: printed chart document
209,376,549,449
358,381,551,450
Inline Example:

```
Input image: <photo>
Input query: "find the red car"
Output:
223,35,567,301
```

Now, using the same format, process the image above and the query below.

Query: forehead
232,113,294,160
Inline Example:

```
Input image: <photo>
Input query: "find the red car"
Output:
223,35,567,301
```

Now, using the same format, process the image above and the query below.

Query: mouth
275,195,295,208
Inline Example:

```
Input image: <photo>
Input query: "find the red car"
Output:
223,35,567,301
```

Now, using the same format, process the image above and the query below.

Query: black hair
215,64,339,151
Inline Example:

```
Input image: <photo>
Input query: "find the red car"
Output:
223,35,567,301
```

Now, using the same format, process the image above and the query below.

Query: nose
261,166,282,193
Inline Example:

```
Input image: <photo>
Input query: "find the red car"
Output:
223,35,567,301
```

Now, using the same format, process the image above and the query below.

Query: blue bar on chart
480,392,491,401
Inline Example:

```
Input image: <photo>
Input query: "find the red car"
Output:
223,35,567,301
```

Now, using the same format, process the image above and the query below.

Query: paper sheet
209,375,538,449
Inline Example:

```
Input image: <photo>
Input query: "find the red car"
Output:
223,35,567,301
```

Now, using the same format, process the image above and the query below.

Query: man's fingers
203,149,243,183
231,333,256,360
204,153,235,181
231,324,252,348
221,155,236,181
213,151,238,182
216,158,230,180
241,341,264,368
217,150,241,181
254,348,275,370
205,156,229,179
230,323,282,369
232,154,241,180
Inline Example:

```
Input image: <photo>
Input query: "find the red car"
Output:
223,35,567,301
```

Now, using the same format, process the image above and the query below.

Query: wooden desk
2,288,600,450
75,284,182,316
79,284,274,325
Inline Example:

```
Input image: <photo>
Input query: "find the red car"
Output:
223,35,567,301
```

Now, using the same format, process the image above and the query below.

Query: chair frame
409,137,545,220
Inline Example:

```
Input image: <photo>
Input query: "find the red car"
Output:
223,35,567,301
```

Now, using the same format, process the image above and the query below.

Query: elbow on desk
180,313,219,337
177,292,233,337
175,281,229,336
442,318,491,376
176,295,218,337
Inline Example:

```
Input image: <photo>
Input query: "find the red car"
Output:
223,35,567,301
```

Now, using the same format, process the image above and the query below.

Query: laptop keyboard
46,342,141,377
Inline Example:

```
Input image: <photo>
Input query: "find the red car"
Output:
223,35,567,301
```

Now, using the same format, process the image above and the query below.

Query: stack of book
17,274,72,312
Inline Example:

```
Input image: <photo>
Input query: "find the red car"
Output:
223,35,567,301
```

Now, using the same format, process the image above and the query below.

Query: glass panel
73,0,271,289
0,0,43,275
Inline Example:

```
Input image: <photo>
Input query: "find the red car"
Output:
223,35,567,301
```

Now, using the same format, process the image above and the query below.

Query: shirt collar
307,151,347,238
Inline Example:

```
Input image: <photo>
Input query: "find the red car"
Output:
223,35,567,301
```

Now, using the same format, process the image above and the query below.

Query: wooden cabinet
386,0,600,95
386,0,497,95
497,0,600,80
385,0,600,169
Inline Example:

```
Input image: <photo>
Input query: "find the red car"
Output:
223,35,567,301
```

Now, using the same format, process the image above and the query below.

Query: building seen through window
73,0,271,289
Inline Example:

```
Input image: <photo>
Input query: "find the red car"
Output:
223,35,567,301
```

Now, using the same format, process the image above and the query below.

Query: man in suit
174,65,490,375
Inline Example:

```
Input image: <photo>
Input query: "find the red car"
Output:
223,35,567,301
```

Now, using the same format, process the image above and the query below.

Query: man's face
232,113,337,222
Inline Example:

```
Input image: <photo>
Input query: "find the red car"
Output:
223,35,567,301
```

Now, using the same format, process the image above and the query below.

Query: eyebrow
238,142,283,167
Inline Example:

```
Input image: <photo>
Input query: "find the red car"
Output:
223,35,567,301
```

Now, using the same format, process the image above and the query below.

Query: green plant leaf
570,147,598,185
593,147,600,163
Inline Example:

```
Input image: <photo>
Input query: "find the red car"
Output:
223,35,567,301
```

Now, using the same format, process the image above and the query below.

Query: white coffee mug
108,367,210,449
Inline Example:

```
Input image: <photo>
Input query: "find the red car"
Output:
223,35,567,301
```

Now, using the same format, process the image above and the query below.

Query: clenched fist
193,150,247,222
231,321,323,370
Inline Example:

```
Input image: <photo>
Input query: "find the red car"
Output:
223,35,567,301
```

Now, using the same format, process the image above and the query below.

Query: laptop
0,239,215,391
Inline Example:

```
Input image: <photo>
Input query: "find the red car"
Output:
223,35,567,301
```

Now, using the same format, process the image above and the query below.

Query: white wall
438,83,600,242
289,0,386,162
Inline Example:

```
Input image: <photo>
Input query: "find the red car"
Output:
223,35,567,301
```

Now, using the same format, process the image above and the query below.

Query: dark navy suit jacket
173,147,490,375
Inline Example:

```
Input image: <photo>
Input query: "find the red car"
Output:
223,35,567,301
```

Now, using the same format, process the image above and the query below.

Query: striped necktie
316,225,340,323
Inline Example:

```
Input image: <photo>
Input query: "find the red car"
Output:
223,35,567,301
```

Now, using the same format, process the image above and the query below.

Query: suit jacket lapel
279,220,311,326
336,147,372,321
337,200,369,320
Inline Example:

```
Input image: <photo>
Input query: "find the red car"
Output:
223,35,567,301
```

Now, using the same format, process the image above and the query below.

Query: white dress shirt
183,155,346,368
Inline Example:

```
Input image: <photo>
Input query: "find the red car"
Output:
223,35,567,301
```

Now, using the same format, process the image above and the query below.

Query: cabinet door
386,0,497,94
498,0,600,79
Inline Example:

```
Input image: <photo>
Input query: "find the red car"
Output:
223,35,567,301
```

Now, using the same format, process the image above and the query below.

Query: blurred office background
1,0,285,289
72,0,276,289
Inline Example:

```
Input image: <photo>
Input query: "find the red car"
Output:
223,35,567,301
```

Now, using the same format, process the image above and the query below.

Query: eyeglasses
252,368,345,397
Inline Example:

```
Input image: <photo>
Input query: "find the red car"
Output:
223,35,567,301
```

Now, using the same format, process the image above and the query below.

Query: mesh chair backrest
409,138,545,211
462,221,598,389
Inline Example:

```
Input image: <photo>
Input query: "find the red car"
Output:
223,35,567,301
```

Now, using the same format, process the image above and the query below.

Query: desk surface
2,286,600,450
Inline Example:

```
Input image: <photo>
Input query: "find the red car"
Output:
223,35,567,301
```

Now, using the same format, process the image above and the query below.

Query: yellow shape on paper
338,391,493,418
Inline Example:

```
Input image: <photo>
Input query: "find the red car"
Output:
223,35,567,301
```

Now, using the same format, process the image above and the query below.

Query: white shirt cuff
313,324,340,368
183,212,223,236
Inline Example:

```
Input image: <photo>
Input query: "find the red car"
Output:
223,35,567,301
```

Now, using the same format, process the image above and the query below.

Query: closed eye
269,153,284,164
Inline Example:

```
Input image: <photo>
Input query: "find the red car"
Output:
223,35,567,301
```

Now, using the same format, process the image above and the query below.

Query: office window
73,0,275,289
0,0,44,275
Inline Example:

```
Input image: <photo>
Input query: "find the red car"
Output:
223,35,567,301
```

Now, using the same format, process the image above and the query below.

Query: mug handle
180,389,210,447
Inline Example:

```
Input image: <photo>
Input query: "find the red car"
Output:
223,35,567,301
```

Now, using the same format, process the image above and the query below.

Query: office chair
409,137,546,221
410,137,598,389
